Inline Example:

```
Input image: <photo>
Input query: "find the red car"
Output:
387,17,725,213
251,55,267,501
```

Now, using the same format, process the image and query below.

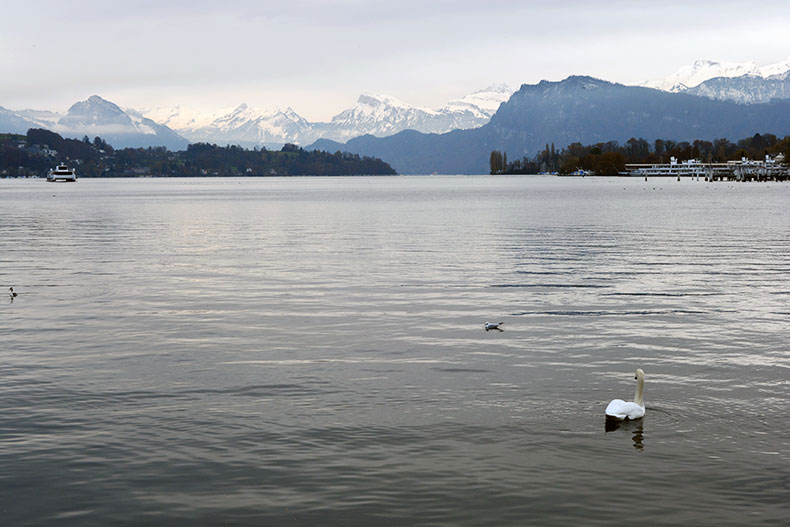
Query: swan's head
635,368,645,381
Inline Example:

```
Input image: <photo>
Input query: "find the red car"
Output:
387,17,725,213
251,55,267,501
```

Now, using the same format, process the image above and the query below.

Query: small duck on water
484,321,503,331
9,287,18,298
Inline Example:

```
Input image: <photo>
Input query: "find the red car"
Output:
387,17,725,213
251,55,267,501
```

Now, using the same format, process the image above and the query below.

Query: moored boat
47,163,78,182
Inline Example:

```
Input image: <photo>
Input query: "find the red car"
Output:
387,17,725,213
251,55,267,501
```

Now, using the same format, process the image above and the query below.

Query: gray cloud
2,1,789,120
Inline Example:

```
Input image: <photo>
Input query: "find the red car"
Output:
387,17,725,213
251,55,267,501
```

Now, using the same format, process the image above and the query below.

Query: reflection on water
1,176,789,526
605,417,645,450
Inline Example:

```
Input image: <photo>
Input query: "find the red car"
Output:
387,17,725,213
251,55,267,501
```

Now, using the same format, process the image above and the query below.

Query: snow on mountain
443,83,513,115
142,103,313,148
639,58,790,104
759,58,790,78
2,85,516,149
1,96,188,149
0,106,41,135
641,58,790,92
150,93,445,147
642,60,760,92
309,84,515,140
59,95,136,130
15,109,61,127
139,104,220,131
686,73,790,104
314,93,442,143
147,85,516,148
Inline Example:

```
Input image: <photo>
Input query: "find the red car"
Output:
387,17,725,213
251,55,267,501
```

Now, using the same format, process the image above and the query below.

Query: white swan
484,321,503,331
605,368,645,420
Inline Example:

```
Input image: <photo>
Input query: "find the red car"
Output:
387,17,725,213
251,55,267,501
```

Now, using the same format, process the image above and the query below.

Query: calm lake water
1,176,789,526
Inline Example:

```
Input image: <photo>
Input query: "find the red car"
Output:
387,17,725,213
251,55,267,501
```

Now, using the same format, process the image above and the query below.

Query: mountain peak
118,85,511,147
0,95,189,150
475,83,513,94
68,95,122,113
522,76,613,94
356,93,412,109
63,95,129,127
641,58,790,92
565,75,612,84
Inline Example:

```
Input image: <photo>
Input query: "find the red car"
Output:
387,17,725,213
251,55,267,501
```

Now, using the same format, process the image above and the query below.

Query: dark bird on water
9,287,18,298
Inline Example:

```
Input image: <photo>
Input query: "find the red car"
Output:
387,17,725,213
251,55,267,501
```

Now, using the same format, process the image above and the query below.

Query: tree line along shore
0,129,396,177
490,133,790,175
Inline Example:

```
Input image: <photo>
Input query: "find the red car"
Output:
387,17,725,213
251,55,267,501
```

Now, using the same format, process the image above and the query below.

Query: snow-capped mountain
7,95,188,149
686,72,790,104
318,84,513,141
313,93,444,143
443,83,513,115
641,58,790,92
143,84,515,148
321,84,514,140
640,58,790,90
642,60,760,92
639,58,790,104
0,106,40,135
140,104,219,132
142,103,313,148
313,75,790,175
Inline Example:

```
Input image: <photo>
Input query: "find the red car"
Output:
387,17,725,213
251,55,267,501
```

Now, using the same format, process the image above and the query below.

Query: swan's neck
634,377,644,407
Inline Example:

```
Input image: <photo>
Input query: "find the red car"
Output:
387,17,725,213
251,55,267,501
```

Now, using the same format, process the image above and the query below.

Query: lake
1,176,789,526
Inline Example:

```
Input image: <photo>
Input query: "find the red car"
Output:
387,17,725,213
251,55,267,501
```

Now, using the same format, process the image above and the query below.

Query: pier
625,154,789,181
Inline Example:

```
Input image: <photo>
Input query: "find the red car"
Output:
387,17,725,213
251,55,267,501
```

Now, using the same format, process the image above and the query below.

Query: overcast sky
2,0,789,120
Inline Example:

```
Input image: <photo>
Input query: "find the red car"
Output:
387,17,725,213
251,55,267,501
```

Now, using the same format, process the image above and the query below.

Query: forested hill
1,129,397,177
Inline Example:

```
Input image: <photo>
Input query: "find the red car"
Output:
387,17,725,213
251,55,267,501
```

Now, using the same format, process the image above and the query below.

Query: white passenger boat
47,163,78,182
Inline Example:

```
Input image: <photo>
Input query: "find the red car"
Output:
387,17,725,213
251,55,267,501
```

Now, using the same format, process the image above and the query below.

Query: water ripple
2,176,789,526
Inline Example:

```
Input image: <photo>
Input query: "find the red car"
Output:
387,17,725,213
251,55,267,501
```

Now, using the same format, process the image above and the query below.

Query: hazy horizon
3,0,790,121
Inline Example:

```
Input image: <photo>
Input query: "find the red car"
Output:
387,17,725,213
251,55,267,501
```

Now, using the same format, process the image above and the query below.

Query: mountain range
1,85,514,152
3,59,790,174
642,58,790,91
140,84,515,148
309,76,790,174
643,58,790,103
131,57,790,148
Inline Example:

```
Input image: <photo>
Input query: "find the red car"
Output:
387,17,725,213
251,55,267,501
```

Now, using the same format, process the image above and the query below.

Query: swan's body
605,368,645,420
484,321,503,331
8,287,17,298
605,399,645,420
